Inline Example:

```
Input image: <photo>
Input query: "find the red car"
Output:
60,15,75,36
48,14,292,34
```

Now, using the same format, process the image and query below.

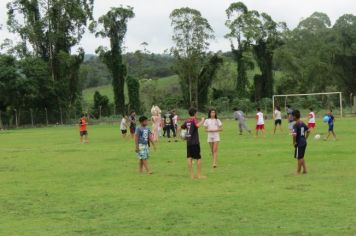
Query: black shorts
294,145,307,160
130,126,136,134
275,119,282,125
80,131,88,137
121,130,127,134
187,144,201,160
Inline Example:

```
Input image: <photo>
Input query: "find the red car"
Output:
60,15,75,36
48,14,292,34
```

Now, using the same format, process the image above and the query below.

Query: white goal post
272,92,343,118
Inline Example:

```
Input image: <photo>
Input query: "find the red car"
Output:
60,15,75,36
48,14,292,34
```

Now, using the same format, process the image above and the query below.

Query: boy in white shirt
120,115,128,138
256,108,265,137
273,106,283,134
308,108,316,130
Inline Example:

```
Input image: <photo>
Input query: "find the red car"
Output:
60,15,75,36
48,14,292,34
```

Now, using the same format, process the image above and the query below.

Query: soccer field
1,119,355,235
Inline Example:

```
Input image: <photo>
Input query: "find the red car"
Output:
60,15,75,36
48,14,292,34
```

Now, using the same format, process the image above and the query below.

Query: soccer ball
314,134,321,140
323,115,330,123
180,129,187,139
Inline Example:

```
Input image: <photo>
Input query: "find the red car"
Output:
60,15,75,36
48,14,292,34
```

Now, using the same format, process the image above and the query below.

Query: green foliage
92,91,110,118
91,6,135,115
126,76,141,113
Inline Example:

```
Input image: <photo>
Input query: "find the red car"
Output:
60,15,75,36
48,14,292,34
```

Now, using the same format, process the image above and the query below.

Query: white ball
314,134,321,140
180,129,187,139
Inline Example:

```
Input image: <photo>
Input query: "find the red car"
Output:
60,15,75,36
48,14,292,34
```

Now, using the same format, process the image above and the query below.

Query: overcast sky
1,0,355,54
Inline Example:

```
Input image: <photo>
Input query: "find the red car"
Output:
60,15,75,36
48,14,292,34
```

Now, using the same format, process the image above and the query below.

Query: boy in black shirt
181,108,205,179
292,110,310,175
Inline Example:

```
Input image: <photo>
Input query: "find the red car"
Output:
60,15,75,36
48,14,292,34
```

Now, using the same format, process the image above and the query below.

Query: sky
0,0,355,54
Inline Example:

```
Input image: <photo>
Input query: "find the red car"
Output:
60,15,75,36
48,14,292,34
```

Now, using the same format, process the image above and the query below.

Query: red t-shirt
79,118,87,132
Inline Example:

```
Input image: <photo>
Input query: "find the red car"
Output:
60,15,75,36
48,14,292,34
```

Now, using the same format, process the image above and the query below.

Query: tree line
0,1,355,127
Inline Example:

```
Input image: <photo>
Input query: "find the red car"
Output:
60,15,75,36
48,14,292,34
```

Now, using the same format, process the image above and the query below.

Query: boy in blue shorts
324,110,336,141
292,110,310,175
135,116,156,174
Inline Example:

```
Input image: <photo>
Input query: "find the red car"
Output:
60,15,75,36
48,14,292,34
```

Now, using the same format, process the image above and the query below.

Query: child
292,110,310,175
79,113,89,144
308,108,316,130
233,107,251,135
255,108,265,137
287,105,294,132
151,106,161,142
129,111,136,139
120,115,128,138
135,116,156,174
274,106,283,134
324,110,336,141
164,111,177,142
172,110,179,134
204,109,223,168
181,108,205,179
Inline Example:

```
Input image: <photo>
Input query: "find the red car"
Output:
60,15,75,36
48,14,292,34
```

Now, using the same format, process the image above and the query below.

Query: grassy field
1,118,355,235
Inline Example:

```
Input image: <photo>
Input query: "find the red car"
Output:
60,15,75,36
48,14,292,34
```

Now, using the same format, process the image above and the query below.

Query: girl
274,106,283,134
120,115,129,138
151,106,161,142
204,109,223,168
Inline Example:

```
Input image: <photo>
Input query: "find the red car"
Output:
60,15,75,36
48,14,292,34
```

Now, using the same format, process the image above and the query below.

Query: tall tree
170,7,214,109
91,6,135,115
126,76,141,113
225,2,255,98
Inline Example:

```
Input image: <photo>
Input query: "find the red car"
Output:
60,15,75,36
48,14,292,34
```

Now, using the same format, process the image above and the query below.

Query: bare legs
296,159,307,175
80,135,89,144
187,158,204,179
325,131,336,140
209,142,219,168
139,160,152,174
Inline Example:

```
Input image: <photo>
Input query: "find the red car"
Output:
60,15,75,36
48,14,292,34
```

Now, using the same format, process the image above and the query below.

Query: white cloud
1,0,355,54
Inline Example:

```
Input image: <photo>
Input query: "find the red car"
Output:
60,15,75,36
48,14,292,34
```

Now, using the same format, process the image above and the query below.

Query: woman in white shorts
204,109,223,168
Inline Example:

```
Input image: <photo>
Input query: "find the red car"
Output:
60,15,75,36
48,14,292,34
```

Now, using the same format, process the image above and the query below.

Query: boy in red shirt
79,113,89,144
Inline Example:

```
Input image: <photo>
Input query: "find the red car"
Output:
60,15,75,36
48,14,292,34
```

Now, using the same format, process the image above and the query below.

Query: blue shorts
328,125,334,132
137,144,149,160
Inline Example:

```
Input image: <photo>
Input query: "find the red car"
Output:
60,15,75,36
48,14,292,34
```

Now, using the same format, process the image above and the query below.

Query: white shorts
207,133,220,143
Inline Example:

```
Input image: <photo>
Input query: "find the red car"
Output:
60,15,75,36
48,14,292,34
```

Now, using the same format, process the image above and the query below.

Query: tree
91,6,135,115
93,91,110,118
225,2,255,98
170,7,214,108
127,76,141,113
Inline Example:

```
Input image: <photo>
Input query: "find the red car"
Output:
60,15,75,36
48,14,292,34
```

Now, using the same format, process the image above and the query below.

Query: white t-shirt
256,112,264,125
308,112,316,123
274,110,282,120
120,118,127,130
173,115,178,126
204,118,222,140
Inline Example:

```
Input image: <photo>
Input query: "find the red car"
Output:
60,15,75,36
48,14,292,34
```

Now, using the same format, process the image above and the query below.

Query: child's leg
209,142,213,156
301,159,307,173
296,159,302,174
197,159,202,178
332,131,336,139
213,142,219,167
142,160,151,174
80,136,83,143
139,160,143,173
85,134,89,143
187,158,194,179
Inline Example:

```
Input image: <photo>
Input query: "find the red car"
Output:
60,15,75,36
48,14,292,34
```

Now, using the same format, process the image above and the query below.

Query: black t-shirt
292,121,309,147
129,115,136,128
164,113,173,126
181,118,199,146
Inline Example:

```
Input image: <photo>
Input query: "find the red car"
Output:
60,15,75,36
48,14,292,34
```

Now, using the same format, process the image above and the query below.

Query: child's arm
305,130,310,140
134,133,139,153
149,134,156,151
196,117,205,128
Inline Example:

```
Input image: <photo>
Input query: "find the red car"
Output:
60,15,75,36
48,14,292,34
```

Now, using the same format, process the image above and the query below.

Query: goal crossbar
272,92,343,117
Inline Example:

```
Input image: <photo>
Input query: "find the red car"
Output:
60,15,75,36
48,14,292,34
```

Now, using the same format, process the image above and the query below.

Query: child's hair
309,107,313,111
286,104,291,108
329,109,333,113
276,106,280,111
208,109,217,119
81,113,85,118
188,108,197,117
130,111,135,115
233,107,238,111
139,116,148,123
292,110,301,119
257,107,261,112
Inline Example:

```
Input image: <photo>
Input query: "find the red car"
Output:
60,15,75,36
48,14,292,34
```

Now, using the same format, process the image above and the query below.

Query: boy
273,106,283,134
308,108,316,130
233,107,251,135
129,111,136,139
181,108,205,179
287,105,294,132
292,110,310,175
135,116,156,174
120,115,128,138
79,113,89,143
324,110,336,141
255,108,265,137
164,110,177,142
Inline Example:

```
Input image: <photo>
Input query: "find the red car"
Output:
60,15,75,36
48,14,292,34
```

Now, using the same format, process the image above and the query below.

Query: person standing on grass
120,115,129,139
324,110,336,141
164,110,177,142
135,116,156,175
274,106,283,134
151,108,161,142
181,108,205,179
172,110,179,135
255,108,265,137
233,108,251,135
79,113,89,144
292,110,310,175
286,105,294,133
308,108,316,130
129,111,136,139
204,109,223,168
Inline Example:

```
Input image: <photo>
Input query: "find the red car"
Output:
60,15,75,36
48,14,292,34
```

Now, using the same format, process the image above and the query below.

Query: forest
0,1,355,127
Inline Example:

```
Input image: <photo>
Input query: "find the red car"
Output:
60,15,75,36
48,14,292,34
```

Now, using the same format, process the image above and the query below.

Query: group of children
78,104,338,178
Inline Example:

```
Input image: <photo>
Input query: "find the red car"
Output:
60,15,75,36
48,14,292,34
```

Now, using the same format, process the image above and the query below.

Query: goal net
272,92,343,118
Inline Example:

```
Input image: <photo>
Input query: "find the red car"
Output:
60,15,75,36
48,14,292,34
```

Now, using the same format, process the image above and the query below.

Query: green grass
82,75,179,106
1,118,356,235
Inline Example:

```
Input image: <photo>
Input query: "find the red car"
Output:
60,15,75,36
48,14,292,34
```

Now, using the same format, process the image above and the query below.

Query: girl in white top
273,106,283,134
256,108,265,137
120,116,128,138
204,109,223,168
